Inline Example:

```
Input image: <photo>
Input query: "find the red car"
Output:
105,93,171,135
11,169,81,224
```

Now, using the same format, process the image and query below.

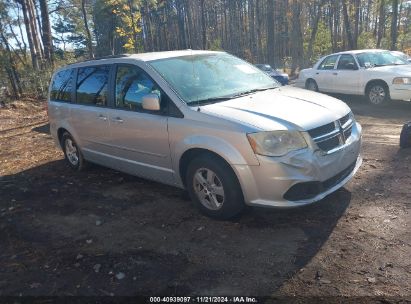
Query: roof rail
69,54,132,65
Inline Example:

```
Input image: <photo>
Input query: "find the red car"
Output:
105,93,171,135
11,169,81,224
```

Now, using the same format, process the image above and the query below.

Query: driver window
115,65,161,111
318,55,338,70
337,55,357,70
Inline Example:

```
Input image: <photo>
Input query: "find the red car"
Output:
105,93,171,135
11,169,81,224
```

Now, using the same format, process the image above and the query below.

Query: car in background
295,49,411,106
391,50,411,63
255,64,289,85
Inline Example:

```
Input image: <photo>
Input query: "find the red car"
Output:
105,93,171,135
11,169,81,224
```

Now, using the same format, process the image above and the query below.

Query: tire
61,132,86,171
306,79,318,92
366,82,390,106
186,154,244,219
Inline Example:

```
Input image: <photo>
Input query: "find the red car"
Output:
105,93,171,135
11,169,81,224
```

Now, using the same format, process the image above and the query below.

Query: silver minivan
48,50,362,219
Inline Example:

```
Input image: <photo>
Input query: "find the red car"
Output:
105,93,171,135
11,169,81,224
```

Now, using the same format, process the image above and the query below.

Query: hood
368,64,411,75
200,86,350,131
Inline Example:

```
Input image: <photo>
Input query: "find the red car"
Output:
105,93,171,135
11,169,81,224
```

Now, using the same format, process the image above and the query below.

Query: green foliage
357,32,376,49
209,38,222,51
93,0,143,55
304,22,332,64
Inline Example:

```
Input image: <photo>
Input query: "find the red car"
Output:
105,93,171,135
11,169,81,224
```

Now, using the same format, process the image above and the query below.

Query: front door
106,64,174,184
334,54,363,94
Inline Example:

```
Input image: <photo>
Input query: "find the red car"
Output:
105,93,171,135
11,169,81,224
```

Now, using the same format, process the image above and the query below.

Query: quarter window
50,69,74,102
318,55,339,70
115,65,161,111
76,66,110,106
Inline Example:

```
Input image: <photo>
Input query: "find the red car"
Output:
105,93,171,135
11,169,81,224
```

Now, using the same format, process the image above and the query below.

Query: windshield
355,51,407,67
149,53,278,105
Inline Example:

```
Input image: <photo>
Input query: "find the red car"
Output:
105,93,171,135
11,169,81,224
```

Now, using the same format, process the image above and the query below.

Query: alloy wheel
193,168,225,210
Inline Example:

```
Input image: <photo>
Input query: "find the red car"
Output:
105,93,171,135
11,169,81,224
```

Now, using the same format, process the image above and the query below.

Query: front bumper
390,85,411,101
234,122,362,208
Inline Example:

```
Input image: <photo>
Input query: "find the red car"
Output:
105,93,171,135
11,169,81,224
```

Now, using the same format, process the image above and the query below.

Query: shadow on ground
0,159,351,296
32,123,50,135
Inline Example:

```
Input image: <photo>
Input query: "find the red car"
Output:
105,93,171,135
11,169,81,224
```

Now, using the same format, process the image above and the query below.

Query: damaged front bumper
233,122,362,208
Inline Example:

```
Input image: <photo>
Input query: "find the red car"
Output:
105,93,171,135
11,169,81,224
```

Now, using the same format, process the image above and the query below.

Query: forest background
0,0,410,99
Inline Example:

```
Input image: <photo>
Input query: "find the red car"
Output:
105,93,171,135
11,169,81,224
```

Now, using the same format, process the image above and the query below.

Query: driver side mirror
142,93,161,111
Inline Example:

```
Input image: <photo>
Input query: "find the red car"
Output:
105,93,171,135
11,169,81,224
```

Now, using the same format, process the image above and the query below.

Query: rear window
50,69,74,102
76,65,110,106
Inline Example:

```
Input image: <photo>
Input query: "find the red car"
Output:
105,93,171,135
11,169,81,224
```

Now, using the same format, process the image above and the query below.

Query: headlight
393,77,411,85
247,131,307,157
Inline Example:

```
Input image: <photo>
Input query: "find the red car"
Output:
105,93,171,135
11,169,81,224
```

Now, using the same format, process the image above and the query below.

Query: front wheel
186,154,245,219
366,83,389,106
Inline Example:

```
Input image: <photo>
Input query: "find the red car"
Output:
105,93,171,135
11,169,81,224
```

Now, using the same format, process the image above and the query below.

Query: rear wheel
61,132,86,171
306,79,318,92
366,82,389,106
186,154,244,219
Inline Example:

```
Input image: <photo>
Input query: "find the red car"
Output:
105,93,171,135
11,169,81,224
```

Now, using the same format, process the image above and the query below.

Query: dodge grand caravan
48,50,362,219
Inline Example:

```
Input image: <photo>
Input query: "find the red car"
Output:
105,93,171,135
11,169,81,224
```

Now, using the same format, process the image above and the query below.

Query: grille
308,122,335,138
339,113,350,126
308,113,354,153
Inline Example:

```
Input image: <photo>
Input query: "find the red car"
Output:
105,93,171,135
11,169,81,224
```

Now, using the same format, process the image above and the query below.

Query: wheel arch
179,148,240,188
57,127,68,147
57,126,81,149
364,79,390,96
305,78,318,91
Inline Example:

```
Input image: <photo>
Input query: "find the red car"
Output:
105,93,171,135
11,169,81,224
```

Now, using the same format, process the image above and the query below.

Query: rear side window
76,66,110,106
318,55,338,70
50,69,74,102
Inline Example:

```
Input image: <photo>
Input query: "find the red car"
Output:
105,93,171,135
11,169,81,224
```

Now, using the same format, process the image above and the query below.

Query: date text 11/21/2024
149,296,258,303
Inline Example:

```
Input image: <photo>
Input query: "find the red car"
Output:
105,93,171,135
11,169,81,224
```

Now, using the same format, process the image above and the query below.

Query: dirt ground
0,96,410,301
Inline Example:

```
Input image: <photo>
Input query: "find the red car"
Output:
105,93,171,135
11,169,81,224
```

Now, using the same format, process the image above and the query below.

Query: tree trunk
342,0,355,49
39,0,53,66
353,0,360,48
290,0,303,75
27,0,44,60
377,0,385,48
200,0,206,49
0,24,22,98
81,0,94,58
266,0,275,67
19,0,40,70
391,0,399,50
307,0,326,66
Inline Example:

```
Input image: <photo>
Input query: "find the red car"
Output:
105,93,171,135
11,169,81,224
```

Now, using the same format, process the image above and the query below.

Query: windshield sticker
235,64,258,74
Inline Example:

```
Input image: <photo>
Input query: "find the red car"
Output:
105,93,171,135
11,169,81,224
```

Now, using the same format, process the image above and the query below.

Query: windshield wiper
230,86,278,98
187,86,278,106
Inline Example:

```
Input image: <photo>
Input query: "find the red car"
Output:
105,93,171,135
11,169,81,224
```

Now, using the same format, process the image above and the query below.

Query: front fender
172,134,259,185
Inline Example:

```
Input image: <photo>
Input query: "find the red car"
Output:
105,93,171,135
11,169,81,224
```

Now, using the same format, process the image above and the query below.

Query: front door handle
316,72,320,75
333,72,338,76
98,114,107,121
111,117,124,123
